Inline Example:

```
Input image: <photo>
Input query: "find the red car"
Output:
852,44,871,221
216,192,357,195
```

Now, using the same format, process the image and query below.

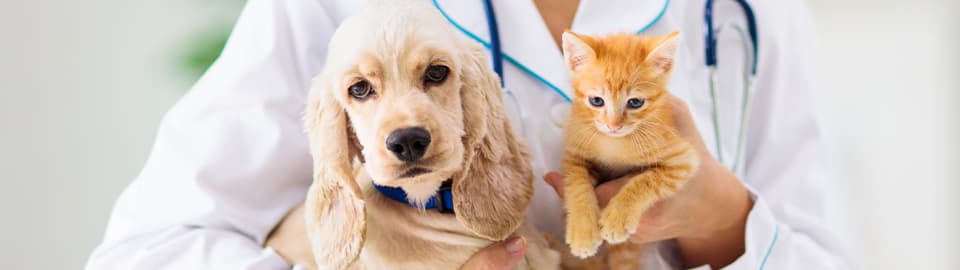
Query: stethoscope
478,0,759,173
704,0,758,173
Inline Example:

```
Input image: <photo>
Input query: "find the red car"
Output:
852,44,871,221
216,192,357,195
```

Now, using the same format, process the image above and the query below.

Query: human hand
265,206,528,270
460,236,528,270
545,95,753,268
265,204,317,270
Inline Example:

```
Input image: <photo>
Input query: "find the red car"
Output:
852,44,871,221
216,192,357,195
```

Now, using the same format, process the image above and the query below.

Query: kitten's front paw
565,216,602,258
599,204,643,244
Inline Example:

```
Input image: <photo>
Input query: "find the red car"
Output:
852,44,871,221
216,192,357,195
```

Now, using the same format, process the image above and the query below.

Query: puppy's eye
348,81,373,100
588,96,605,107
627,98,645,109
424,65,449,84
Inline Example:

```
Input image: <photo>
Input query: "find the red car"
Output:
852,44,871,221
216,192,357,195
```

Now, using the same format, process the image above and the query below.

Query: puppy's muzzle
385,127,431,162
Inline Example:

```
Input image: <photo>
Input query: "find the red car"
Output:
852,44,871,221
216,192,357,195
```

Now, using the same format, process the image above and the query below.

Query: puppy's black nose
385,127,431,162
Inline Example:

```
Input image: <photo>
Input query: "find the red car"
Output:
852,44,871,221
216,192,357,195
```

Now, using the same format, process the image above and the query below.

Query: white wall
0,1,239,269
808,0,959,269
0,0,956,269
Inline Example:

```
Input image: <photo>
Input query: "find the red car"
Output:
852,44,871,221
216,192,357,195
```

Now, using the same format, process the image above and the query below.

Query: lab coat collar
431,0,670,102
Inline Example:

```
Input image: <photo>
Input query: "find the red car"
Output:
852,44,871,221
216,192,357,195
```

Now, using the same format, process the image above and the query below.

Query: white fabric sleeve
86,0,342,269
709,1,853,269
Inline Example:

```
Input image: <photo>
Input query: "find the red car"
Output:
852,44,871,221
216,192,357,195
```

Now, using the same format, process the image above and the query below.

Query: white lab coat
87,0,851,269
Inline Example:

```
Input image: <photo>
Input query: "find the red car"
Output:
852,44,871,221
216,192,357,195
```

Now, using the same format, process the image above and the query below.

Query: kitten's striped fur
560,31,699,270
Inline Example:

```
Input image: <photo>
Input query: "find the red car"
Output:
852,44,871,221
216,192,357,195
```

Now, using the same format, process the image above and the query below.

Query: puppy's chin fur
400,180,443,208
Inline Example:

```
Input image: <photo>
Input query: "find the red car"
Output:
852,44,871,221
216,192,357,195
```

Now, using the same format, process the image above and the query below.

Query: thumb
543,172,564,199
667,95,709,152
461,236,527,270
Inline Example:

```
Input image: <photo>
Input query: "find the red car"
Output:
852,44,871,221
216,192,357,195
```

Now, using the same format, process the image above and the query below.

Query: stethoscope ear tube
481,0,505,87
704,0,759,75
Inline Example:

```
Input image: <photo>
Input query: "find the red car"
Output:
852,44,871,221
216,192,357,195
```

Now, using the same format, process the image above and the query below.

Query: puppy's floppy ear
303,75,365,269
453,43,534,241
458,46,503,161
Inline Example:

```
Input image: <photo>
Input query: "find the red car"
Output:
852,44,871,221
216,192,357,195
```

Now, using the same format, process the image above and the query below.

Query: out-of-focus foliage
180,28,231,78
178,1,244,79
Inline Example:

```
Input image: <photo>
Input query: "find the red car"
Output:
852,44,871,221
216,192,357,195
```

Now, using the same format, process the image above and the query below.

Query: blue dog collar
373,180,455,213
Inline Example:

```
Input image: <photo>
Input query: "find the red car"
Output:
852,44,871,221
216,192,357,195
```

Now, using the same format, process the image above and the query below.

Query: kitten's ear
645,31,680,76
562,31,596,72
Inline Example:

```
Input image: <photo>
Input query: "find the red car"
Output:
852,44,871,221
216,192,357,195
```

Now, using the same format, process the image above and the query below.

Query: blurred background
0,0,956,269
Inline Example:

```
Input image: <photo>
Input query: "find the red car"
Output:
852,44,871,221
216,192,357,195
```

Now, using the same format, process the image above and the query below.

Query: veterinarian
88,0,850,269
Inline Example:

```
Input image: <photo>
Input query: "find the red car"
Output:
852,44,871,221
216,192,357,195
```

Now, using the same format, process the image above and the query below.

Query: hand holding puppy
460,237,528,270
266,205,528,270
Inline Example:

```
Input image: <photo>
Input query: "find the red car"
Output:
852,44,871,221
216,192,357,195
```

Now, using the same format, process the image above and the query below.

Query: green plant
177,1,245,79
180,28,232,78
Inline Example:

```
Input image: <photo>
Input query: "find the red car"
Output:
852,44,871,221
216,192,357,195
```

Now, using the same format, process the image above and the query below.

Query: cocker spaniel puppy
302,1,560,269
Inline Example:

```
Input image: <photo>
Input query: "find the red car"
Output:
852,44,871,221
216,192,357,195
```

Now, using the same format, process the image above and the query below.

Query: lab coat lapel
432,0,572,100
571,0,670,35
431,0,670,102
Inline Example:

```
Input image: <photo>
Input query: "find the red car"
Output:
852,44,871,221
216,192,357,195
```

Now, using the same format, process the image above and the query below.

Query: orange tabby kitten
559,31,699,269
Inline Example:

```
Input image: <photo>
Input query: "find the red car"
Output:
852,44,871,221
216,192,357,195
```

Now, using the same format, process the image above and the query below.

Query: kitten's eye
424,65,449,84
348,81,373,100
588,96,605,107
627,98,646,109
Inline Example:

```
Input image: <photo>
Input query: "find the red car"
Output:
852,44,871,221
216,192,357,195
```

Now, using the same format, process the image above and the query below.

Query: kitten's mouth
596,124,635,137
604,130,632,137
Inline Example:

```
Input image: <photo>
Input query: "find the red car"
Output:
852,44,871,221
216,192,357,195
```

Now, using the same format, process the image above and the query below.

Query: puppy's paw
565,216,602,258
599,206,641,244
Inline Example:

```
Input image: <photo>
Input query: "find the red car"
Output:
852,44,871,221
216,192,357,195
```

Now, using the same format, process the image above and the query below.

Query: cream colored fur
302,1,559,269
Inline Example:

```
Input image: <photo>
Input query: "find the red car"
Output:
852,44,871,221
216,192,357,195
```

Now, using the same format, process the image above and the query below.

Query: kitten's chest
577,134,660,180
585,134,659,160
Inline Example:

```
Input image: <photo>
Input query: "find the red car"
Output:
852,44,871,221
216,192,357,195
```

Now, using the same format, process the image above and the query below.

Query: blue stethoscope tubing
479,0,759,174
481,0,504,87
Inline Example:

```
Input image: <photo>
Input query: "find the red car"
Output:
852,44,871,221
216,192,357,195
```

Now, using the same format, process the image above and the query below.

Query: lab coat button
550,104,570,128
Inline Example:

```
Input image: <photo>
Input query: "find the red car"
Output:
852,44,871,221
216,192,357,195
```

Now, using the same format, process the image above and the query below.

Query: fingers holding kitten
544,171,633,209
